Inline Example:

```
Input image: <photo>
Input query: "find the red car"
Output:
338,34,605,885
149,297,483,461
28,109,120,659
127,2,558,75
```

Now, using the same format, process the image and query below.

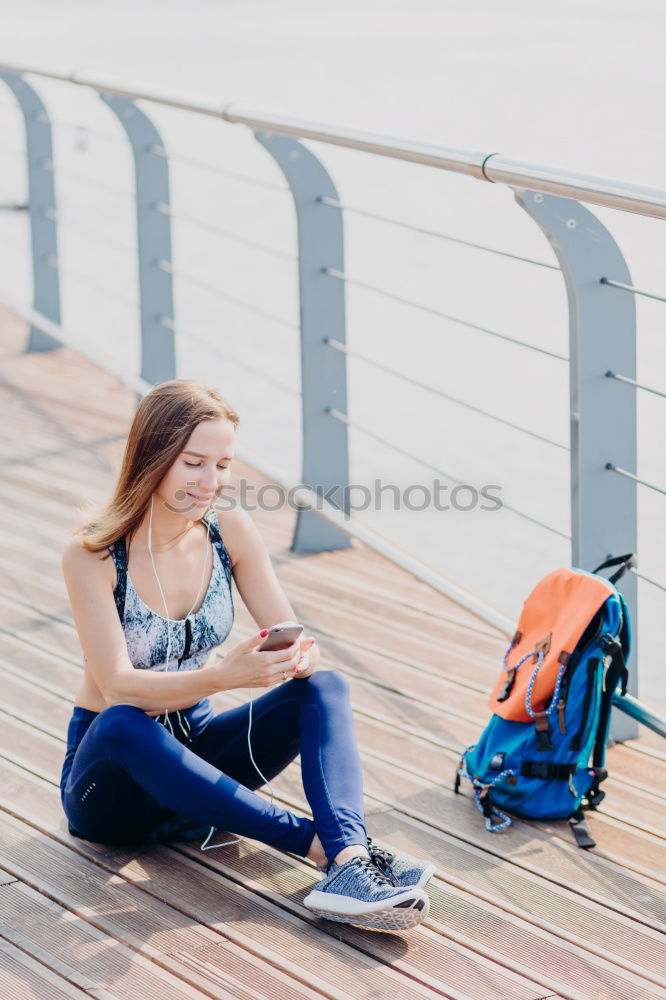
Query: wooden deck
1,302,665,1000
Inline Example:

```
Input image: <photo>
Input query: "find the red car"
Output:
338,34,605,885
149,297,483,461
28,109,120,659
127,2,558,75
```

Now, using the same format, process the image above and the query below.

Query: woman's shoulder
62,534,118,590
213,507,255,568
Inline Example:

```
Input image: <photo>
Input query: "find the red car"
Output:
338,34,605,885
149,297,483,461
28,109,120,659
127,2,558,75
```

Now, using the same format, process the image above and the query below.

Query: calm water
1,0,664,705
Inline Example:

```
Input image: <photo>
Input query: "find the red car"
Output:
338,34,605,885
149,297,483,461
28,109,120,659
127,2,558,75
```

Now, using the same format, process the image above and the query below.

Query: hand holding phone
213,623,306,691
258,621,304,652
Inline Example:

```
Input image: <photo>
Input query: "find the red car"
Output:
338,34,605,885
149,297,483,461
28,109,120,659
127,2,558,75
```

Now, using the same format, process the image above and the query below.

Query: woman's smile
187,492,213,506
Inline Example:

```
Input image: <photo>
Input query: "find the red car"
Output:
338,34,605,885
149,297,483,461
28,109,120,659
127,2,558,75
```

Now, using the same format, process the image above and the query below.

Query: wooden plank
1,881,221,1000
2,679,666,997
0,808,429,1000
0,933,97,1000
0,794,544,1000
0,748,660,1000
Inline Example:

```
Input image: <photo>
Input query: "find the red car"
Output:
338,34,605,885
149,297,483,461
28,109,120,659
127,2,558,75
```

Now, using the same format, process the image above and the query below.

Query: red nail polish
260,629,269,637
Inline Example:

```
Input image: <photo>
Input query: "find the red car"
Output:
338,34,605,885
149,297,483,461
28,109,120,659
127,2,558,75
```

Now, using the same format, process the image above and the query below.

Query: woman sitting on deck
59,379,433,933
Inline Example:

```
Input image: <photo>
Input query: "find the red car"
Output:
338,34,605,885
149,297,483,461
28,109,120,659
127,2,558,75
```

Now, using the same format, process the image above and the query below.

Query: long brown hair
73,379,239,556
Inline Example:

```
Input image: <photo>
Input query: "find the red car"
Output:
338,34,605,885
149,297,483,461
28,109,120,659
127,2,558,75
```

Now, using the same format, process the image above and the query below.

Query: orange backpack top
489,568,614,724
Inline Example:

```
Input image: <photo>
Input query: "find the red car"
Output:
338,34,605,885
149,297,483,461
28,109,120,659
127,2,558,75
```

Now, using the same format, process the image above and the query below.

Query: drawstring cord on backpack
502,642,534,675
501,642,567,721
497,634,532,701
524,651,566,720
456,744,517,833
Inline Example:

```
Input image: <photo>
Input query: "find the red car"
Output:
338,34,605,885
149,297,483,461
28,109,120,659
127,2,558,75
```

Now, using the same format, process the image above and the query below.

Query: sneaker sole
303,886,430,932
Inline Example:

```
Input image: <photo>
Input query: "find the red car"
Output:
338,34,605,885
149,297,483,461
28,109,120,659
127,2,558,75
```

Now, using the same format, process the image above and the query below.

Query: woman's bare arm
221,508,320,676
222,509,298,627
62,537,224,712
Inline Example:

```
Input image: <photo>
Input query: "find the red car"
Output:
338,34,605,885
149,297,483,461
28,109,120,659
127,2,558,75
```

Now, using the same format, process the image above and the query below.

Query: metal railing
1,62,665,741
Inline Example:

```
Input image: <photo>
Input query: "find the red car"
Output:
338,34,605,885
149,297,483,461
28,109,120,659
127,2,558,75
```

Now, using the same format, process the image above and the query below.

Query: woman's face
157,417,236,518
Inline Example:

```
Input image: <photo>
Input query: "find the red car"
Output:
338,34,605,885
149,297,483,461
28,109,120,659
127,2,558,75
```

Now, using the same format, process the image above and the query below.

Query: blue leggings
60,670,367,863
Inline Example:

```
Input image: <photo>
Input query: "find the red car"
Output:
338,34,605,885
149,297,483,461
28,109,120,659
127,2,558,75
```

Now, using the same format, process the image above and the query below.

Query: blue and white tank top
108,508,234,672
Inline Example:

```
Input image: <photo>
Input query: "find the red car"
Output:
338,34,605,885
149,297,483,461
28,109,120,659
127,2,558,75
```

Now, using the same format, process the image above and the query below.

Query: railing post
0,71,61,352
255,130,351,552
99,94,175,390
515,188,638,741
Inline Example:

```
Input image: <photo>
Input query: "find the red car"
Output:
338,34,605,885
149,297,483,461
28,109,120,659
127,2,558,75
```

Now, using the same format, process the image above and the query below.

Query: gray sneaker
367,837,435,889
303,855,429,932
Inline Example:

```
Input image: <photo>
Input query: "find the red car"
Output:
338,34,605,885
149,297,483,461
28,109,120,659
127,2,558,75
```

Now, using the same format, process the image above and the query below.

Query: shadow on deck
0,304,665,1000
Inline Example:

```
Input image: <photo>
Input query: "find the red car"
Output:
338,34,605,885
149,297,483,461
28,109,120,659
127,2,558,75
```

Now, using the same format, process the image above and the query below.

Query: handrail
612,693,666,740
1,61,666,219
1,63,661,741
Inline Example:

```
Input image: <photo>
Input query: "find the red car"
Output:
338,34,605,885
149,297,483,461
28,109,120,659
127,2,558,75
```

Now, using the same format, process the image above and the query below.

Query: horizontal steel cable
45,254,138,308
155,259,297,330
601,276,666,304
149,145,287,192
631,567,666,594
40,161,134,199
157,316,299,397
325,337,567,450
319,196,559,271
154,203,295,261
328,406,570,539
323,267,568,361
42,207,134,256
605,463,666,498
605,370,666,401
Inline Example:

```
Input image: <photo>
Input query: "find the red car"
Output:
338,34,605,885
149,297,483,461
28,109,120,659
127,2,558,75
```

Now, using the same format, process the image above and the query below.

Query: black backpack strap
569,807,596,849
617,592,632,663
109,537,128,626
520,761,577,780
592,633,628,768
592,553,636,586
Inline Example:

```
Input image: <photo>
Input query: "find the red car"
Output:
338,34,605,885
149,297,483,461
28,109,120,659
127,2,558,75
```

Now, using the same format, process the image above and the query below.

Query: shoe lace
350,854,397,889
367,838,397,881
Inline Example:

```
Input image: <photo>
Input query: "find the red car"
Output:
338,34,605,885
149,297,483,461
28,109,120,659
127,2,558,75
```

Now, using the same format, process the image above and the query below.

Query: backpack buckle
600,633,621,654
585,767,608,808
497,669,516,702
534,712,553,751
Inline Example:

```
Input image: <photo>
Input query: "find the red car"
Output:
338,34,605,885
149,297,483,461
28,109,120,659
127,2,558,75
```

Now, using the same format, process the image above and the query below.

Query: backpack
454,555,633,848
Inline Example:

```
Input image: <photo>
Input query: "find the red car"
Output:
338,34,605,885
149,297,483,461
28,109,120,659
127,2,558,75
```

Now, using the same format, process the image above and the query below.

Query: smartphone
258,622,304,652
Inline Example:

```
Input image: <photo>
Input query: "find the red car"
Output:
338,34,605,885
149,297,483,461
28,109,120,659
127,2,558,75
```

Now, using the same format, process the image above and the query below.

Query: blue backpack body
455,556,632,848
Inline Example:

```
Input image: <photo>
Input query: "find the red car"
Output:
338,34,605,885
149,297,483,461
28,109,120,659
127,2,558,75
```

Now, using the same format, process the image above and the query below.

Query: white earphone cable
148,493,209,738
147,493,275,853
